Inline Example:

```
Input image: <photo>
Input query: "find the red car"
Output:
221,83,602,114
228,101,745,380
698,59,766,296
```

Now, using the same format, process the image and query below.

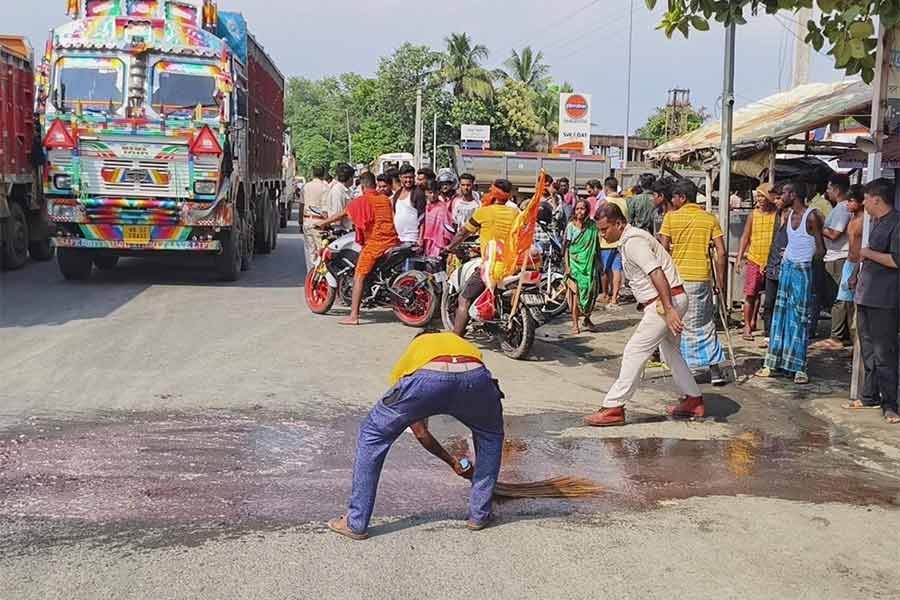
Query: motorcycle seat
498,270,541,290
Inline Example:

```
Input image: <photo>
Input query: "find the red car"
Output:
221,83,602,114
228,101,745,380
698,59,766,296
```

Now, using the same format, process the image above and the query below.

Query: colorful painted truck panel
39,0,286,281
0,36,53,270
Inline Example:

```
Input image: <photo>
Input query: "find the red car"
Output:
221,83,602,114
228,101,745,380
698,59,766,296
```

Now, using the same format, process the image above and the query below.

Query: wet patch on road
0,410,896,552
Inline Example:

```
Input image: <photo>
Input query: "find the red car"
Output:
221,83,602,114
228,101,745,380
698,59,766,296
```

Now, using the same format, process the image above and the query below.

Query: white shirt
823,200,851,262
784,207,817,264
451,195,480,229
619,225,683,304
394,191,420,243
328,182,352,229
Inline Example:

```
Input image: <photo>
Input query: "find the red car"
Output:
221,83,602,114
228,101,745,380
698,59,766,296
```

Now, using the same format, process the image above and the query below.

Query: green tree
352,118,404,166
635,105,708,145
495,80,541,150
644,0,900,83
439,33,495,101
499,46,551,91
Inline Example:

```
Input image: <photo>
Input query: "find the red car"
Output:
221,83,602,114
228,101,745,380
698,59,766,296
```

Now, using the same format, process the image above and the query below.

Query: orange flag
503,170,547,277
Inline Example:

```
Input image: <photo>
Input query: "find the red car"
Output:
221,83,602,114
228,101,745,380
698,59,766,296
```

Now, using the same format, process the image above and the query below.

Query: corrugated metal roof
646,81,872,163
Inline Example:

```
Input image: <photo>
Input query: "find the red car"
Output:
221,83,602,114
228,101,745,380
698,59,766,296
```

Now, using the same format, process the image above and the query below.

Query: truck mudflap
53,238,221,251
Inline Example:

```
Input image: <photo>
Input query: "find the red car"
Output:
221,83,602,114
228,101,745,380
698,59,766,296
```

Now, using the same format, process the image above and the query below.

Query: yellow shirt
599,195,630,249
389,333,483,385
659,203,724,282
747,209,777,268
465,204,519,257
809,195,832,219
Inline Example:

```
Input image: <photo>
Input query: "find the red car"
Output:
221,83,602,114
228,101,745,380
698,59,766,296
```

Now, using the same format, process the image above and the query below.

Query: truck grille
80,156,190,199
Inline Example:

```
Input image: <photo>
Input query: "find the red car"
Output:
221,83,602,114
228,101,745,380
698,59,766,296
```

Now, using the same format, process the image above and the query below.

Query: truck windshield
56,57,125,111
151,62,219,114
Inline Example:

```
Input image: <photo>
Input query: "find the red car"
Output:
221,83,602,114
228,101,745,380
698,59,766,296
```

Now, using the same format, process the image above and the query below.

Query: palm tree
439,33,494,101
500,46,551,91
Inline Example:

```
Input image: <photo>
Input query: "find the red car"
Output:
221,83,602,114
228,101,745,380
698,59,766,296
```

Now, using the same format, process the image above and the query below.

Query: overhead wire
506,0,606,52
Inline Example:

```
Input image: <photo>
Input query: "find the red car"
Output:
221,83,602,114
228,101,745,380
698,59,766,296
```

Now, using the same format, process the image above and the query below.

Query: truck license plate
123,225,151,245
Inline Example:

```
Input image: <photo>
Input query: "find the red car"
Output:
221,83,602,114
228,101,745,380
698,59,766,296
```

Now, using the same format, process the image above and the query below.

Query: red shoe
667,396,705,418
584,407,626,427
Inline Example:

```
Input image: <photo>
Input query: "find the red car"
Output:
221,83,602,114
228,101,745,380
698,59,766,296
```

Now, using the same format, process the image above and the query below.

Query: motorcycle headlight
53,174,72,190
194,180,217,195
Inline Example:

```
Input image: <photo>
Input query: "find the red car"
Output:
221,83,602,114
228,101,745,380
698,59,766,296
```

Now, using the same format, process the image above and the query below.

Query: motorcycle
304,228,438,327
440,244,544,360
534,220,569,320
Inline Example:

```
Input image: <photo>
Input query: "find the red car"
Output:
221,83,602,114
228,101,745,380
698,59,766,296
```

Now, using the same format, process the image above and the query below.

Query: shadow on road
0,226,309,329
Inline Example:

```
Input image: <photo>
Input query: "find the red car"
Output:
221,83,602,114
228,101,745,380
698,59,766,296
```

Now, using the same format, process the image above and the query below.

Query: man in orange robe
317,172,400,325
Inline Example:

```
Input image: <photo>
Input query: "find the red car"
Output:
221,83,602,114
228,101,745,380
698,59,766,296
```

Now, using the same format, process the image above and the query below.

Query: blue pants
347,367,505,534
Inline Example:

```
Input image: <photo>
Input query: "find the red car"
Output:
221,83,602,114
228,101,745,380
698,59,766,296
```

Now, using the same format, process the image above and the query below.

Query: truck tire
29,239,55,262
257,194,275,255
216,228,242,281
93,255,119,270
58,248,93,280
2,203,29,270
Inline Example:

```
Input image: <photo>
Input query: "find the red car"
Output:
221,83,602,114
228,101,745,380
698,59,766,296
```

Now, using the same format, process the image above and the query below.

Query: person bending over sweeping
328,331,505,540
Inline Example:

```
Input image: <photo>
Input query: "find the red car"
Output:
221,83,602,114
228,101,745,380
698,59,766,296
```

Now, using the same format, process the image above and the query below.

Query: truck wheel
2,203,29,270
93,255,119,270
257,195,276,255
58,248,93,280
29,239,55,262
216,228,242,282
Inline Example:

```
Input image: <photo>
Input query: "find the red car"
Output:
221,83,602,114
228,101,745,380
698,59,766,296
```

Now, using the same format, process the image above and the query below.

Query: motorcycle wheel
305,269,336,314
501,303,536,360
440,281,460,331
392,271,437,328
541,272,569,319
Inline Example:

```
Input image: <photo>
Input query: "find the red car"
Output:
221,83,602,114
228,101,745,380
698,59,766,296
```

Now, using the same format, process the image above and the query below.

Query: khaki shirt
303,178,331,215
619,225,683,304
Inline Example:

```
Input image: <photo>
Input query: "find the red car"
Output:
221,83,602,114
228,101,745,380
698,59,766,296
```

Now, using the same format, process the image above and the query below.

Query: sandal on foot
841,399,880,410
755,367,774,378
793,371,810,385
884,410,900,424
327,516,368,540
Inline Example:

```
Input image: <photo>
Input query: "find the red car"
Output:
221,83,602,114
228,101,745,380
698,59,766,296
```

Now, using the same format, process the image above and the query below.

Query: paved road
2,225,899,599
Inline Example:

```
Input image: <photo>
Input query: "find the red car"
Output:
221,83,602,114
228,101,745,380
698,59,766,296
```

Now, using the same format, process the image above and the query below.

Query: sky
7,0,847,137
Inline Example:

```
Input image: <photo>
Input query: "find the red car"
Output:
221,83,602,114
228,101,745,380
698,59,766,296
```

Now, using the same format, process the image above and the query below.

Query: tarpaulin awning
646,80,872,164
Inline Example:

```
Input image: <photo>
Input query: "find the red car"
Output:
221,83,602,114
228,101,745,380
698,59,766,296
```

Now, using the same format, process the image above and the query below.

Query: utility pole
433,113,438,171
719,23,736,249
346,109,353,165
413,86,424,169
622,0,634,168
791,7,812,87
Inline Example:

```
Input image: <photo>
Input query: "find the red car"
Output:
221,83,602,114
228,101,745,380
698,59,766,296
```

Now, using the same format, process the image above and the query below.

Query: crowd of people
305,166,898,540
297,163,900,424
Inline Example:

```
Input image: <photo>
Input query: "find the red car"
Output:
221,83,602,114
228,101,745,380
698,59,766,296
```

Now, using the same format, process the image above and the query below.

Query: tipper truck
0,35,52,270
39,0,285,281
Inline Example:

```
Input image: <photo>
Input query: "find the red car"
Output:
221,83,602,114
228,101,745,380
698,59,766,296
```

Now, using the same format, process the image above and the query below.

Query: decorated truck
0,36,53,270
38,0,285,280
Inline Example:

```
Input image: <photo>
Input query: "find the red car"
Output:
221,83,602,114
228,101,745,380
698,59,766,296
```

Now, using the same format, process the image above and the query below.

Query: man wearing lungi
659,179,729,386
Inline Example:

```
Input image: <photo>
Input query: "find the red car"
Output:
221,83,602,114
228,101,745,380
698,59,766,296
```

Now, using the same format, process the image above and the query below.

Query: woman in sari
564,199,600,334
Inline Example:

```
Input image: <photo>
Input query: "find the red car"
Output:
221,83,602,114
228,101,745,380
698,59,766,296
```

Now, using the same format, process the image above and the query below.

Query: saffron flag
503,170,547,277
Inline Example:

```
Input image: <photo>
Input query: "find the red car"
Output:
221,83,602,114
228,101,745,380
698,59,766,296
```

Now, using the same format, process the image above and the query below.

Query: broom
494,476,603,499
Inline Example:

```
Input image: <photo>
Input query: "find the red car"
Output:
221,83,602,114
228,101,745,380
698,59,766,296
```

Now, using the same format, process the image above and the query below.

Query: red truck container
0,36,51,269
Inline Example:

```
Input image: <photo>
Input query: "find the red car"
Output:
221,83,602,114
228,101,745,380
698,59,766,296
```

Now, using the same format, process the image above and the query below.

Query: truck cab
39,0,284,281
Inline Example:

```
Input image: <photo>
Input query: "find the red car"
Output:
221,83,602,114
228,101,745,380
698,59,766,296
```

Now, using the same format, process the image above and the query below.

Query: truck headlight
50,203,82,221
54,174,72,190
194,180,217,195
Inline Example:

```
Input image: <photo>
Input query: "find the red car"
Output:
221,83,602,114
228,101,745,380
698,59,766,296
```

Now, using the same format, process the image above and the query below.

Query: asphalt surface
1,224,899,600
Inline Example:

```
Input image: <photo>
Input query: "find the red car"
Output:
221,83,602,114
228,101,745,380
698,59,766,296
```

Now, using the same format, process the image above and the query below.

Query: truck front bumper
52,237,221,252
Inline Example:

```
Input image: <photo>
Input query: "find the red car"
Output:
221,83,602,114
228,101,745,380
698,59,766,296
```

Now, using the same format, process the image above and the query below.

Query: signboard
888,42,900,135
558,93,592,153
461,124,491,142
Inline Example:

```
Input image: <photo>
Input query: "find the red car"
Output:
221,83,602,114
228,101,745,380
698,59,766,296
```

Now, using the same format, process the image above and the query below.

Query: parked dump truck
0,36,52,270
38,0,285,281
448,146,611,196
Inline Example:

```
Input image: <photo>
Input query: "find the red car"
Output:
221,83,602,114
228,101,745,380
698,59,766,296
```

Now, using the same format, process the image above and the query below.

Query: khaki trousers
603,294,702,408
